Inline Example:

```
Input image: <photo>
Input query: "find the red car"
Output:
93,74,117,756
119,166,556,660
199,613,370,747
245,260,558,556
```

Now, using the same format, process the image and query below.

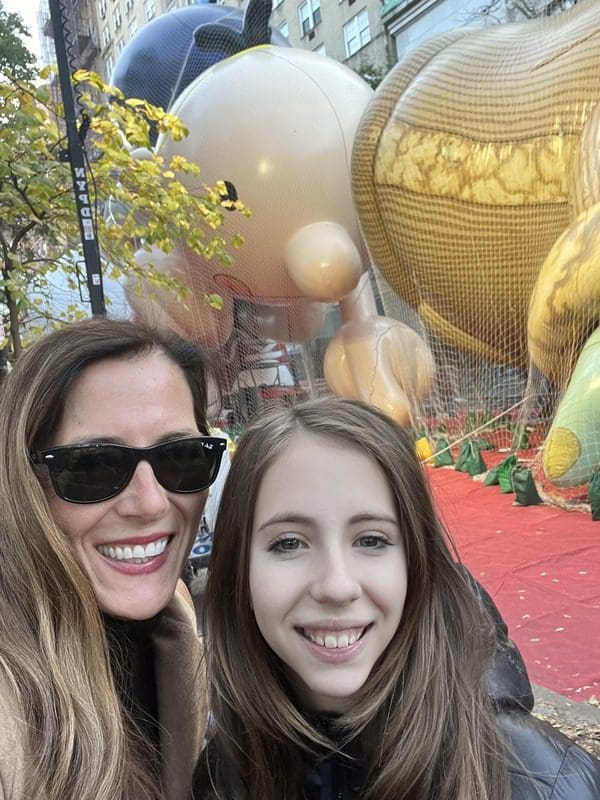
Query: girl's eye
268,536,305,553
356,534,390,549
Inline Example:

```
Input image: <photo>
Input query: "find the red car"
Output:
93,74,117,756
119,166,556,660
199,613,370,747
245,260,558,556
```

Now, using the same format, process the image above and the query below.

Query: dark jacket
303,711,600,800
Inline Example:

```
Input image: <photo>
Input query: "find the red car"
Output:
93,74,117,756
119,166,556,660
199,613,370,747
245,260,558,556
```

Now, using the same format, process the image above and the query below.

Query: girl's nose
309,551,362,606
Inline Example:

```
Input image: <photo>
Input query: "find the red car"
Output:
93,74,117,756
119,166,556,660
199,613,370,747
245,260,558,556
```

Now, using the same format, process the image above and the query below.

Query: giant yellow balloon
352,0,600,486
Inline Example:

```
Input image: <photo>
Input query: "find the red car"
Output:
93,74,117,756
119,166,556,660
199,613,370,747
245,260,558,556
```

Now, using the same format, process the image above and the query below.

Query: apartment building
382,0,577,62
37,0,100,70
269,0,394,76
39,0,576,94
40,0,394,85
38,0,238,80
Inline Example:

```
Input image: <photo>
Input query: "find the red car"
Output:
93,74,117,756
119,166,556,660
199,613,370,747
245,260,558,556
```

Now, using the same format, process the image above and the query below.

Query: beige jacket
0,581,206,799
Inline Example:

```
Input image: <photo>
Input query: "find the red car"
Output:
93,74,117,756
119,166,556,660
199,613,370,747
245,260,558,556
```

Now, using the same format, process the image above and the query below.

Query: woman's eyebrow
62,430,199,447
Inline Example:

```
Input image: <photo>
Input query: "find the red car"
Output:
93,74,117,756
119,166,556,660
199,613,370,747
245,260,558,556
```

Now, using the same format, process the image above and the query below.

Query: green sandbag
589,472,600,521
484,454,516,487
455,441,487,476
484,464,501,486
511,466,542,506
434,436,454,467
498,454,518,493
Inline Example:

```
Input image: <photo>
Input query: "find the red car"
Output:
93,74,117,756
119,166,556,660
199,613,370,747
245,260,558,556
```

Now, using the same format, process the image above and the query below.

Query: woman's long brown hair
0,317,209,800
196,396,510,800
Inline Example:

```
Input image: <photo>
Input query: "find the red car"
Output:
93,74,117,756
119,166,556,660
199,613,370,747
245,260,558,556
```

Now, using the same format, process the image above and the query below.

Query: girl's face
249,432,407,712
46,351,208,620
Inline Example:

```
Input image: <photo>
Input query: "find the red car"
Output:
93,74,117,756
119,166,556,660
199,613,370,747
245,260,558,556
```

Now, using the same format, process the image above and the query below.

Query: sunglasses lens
153,439,221,493
51,446,129,503
39,437,224,503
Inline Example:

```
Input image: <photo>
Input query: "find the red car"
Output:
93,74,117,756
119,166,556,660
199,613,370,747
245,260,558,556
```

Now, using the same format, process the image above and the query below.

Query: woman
0,317,226,800
194,396,600,800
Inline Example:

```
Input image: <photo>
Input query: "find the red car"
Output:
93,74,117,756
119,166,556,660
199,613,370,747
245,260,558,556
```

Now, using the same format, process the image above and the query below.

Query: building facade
269,0,394,77
38,0,577,97
38,0,233,81
38,0,101,70
381,0,578,63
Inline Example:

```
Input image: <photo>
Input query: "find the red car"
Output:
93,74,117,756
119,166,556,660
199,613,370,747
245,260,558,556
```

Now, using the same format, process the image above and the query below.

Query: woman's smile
46,352,208,620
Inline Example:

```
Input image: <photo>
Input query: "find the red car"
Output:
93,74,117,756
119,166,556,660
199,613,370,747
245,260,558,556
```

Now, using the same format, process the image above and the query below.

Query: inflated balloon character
126,20,433,426
111,0,289,143
352,0,600,487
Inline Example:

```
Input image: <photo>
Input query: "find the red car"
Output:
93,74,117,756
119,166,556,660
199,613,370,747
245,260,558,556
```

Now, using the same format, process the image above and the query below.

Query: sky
4,0,42,59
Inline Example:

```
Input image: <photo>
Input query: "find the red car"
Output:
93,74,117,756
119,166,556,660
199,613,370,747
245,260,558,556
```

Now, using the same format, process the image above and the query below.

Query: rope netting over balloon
110,0,600,514
351,0,600,514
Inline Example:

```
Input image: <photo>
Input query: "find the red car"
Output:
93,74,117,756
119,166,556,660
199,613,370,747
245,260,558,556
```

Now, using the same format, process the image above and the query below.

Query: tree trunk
6,289,21,361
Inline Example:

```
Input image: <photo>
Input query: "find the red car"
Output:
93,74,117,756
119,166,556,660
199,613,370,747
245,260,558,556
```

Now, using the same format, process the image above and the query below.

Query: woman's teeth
302,628,366,649
97,537,169,563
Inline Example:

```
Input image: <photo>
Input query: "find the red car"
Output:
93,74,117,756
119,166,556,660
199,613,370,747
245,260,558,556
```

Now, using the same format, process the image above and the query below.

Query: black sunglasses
31,436,227,504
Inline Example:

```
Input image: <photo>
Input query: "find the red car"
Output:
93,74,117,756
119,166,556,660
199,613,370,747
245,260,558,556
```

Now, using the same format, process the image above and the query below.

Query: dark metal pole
48,0,105,316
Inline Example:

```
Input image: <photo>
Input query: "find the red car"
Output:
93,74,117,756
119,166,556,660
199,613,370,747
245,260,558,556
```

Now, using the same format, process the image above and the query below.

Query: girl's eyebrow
348,513,399,526
255,513,314,533
255,512,399,533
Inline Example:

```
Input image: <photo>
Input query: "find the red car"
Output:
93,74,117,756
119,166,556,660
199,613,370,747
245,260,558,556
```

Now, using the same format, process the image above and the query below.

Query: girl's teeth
305,628,365,648
97,537,169,562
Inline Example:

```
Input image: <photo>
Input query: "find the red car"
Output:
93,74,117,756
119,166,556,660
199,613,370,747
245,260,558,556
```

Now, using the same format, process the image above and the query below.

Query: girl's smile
249,431,407,712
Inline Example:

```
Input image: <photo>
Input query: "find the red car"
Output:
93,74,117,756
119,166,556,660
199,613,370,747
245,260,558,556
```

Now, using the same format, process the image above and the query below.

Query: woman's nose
309,551,362,605
114,461,170,519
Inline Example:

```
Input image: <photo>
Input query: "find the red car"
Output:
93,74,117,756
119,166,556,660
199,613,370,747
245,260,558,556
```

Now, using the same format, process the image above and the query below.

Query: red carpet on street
427,463,600,702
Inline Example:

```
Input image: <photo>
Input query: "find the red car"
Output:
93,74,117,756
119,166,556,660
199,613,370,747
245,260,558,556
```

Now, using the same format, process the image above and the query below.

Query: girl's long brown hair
196,396,510,800
0,317,209,800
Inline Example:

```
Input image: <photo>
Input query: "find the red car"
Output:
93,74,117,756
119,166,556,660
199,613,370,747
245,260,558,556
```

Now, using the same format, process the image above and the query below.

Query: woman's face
249,432,407,712
46,350,207,620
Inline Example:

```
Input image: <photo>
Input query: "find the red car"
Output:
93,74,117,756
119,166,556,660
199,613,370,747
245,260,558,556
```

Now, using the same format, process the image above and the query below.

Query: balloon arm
339,271,378,324
324,316,435,427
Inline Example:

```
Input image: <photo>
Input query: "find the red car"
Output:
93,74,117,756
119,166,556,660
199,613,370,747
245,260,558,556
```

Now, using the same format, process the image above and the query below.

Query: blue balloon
111,2,289,115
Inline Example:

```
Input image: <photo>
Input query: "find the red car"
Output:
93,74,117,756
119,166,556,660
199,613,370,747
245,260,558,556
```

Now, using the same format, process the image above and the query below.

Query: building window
105,52,114,77
343,7,370,58
298,0,321,37
102,25,111,48
113,5,122,32
128,18,138,38
125,0,134,12
100,0,107,19
273,0,284,8
144,0,157,21
116,37,125,53
278,20,289,38
313,42,326,55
